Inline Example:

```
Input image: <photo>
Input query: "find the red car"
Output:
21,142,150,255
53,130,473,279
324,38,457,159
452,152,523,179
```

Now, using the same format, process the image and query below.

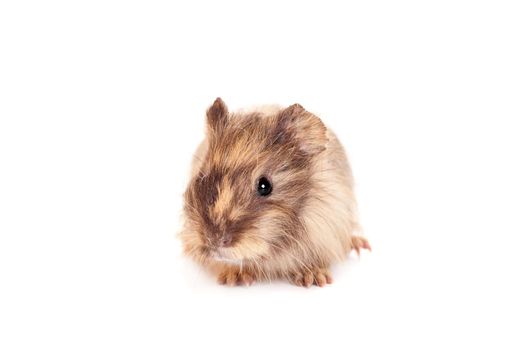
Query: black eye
257,177,272,196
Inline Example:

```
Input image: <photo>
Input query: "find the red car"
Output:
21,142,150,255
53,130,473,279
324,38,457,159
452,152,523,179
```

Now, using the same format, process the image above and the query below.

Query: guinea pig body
179,98,370,287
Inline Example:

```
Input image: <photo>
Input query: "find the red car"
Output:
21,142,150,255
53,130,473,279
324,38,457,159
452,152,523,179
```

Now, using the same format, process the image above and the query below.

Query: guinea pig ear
276,103,328,155
206,97,229,132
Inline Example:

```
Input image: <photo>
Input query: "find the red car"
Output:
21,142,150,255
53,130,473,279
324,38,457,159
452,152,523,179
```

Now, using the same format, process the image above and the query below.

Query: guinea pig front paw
217,267,255,287
290,268,333,288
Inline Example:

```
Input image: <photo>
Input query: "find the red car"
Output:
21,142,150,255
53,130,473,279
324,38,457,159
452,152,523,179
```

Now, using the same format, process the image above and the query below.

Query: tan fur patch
210,178,233,220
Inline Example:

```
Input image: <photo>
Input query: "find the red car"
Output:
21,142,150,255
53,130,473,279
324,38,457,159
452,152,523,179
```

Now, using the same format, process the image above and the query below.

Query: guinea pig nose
219,235,233,247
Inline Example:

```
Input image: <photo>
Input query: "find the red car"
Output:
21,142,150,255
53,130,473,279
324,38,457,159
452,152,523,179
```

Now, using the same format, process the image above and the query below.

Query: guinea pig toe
351,236,371,256
239,272,255,286
314,271,327,287
315,268,333,286
303,272,315,287
292,271,314,288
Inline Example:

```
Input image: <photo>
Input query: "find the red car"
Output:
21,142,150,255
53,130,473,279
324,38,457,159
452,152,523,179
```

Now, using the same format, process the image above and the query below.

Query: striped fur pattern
179,98,370,287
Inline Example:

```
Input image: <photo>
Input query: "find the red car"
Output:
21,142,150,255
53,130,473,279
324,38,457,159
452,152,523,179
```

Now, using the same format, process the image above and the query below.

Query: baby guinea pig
179,98,370,287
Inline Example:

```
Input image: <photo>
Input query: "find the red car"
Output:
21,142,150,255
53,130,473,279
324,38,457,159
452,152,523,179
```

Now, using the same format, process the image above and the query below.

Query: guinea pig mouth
210,249,243,265
213,256,243,265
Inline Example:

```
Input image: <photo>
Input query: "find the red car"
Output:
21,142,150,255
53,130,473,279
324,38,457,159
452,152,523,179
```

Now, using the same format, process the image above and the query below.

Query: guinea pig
179,98,370,287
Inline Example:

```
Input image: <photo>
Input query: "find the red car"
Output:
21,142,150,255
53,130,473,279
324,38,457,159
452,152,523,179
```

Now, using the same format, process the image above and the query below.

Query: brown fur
179,98,370,287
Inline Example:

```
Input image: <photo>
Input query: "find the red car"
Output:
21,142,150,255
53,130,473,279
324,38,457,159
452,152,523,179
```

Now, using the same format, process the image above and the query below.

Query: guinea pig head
182,98,328,264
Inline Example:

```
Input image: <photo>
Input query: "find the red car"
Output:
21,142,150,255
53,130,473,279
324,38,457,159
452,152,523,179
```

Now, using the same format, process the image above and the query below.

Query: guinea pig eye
257,177,272,196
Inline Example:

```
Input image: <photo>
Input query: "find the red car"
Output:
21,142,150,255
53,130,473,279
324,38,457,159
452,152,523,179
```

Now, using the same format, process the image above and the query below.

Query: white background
1,1,524,349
